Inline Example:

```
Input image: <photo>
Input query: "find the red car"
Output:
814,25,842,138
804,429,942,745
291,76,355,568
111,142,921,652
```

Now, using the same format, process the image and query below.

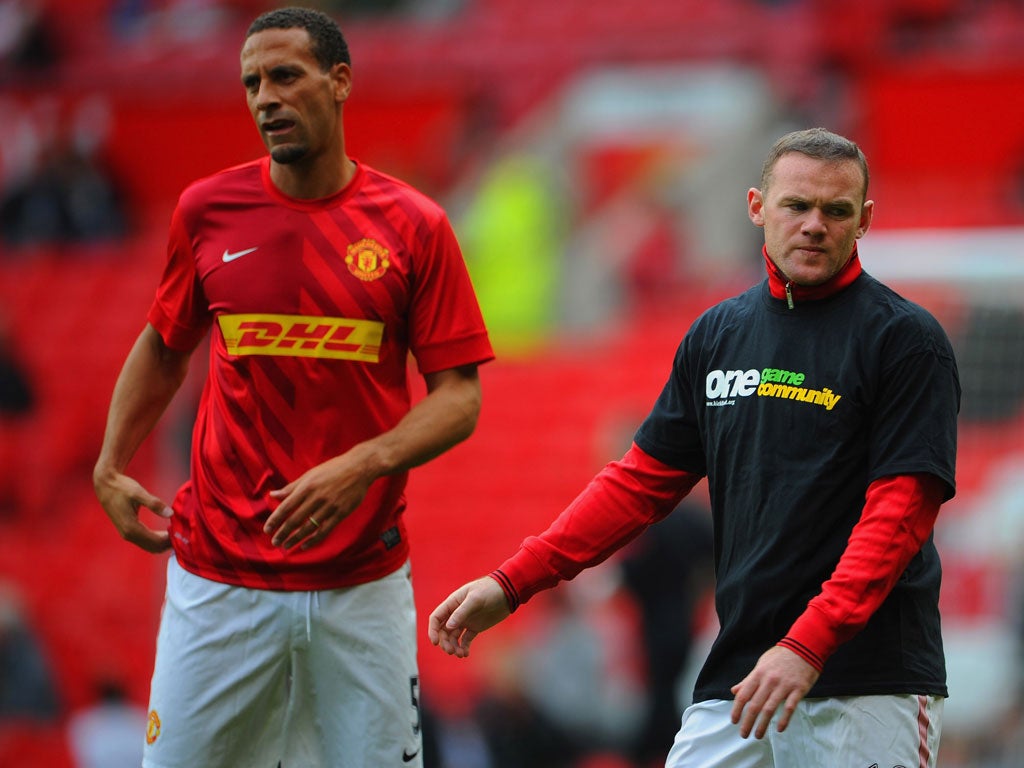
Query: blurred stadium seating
1,1,1023,765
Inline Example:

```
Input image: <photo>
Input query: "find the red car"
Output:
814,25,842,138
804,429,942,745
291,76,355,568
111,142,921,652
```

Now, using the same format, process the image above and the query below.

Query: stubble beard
270,144,308,165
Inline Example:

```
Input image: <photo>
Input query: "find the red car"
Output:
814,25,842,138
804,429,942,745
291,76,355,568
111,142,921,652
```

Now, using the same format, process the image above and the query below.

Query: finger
738,689,769,739
436,628,460,656
129,527,173,554
429,591,473,653
267,499,308,546
751,690,790,739
436,626,475,657
138,492,173,519
428,606,453,645
264,484,297,534
774,692,802,734
299,519,330,550
280,515,323,549
754,706,774,740
115,500,167,550
454,628,477,657
145,529,173,553
730,681,751,726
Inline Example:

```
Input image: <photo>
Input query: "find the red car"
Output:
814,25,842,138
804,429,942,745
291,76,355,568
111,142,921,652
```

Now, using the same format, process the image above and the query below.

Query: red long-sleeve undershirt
778,472,946,670
491,443,945,672
490,443,701,612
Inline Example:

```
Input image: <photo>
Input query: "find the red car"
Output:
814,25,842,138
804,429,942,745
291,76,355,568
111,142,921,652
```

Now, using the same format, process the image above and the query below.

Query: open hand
730,645,820,739
428,576,511,658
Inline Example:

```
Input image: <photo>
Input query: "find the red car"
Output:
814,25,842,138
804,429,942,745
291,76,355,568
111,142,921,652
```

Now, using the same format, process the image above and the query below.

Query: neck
269,154,357,200
763,245,862,307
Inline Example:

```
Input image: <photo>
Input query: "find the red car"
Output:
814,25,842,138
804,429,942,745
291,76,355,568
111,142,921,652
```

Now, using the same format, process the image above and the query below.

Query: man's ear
856,199,874,239
333,62,352,103
747,188,765,227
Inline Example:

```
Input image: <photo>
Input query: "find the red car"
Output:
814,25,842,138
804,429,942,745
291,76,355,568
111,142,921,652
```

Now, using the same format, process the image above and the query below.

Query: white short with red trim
666,694,943,768
143,556,423,768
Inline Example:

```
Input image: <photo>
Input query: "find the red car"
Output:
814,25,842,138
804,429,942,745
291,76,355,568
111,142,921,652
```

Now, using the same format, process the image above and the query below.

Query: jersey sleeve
491,443,702,611
146,204,213,352
867,311,960,499
778,473,945,670
633,336,707,474
408,213,493,374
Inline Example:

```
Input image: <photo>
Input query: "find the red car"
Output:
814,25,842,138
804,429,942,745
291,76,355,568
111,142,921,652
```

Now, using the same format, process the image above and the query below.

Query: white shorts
143,557,422,768
665,694,943,768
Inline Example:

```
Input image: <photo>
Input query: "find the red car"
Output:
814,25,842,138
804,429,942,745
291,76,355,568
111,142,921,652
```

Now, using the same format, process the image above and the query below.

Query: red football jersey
147,158,493,590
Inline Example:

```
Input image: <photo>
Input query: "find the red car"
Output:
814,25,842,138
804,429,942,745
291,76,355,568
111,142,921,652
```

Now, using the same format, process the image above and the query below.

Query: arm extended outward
429,443,702,657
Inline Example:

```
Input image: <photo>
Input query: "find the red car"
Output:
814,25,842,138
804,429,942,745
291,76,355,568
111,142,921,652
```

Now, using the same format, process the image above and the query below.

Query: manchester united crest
346,238,390,281
146,709,161,744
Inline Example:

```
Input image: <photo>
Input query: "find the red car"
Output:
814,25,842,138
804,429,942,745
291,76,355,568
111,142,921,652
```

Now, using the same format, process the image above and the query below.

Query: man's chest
191,205,414,320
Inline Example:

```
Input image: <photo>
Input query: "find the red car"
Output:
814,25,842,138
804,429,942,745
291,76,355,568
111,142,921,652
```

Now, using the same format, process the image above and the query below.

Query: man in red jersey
430,128,959,768
93,7,492,767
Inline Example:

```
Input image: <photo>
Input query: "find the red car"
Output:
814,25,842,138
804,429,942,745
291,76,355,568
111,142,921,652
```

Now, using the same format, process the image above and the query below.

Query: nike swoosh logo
402,748,420,762
222,247,258,263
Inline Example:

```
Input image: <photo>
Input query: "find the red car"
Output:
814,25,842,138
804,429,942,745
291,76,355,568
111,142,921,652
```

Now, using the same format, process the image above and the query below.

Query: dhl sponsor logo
217,313,383,362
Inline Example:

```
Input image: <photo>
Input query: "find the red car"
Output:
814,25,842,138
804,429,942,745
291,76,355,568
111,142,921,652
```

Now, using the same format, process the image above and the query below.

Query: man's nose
801,209,827,235
255,81,280,111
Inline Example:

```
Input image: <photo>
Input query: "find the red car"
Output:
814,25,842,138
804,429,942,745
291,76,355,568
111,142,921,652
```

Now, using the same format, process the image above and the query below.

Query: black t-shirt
634,272,960,702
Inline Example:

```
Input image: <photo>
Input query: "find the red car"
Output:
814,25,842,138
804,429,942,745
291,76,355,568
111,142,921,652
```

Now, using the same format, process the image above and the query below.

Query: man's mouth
263,119,295,136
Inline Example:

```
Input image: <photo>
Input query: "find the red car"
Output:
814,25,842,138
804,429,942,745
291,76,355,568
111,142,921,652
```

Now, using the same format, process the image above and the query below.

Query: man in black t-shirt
429,128,960,768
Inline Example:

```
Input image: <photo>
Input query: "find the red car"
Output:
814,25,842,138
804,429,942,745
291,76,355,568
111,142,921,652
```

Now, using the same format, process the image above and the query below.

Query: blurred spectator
0,311,35,515
0,98,129,249
314,0,406,15
619,502,714,766
310,0,469,19
458,152,566,355
472,683,580,768
111,0,240,44
0,0,59,83
514,571,647,764
0,312,33,417
0,582,60,720
66,679,147,768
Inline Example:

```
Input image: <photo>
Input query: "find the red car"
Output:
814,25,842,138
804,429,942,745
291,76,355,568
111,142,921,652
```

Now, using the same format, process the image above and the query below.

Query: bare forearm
350,365,482,481
95,324,191,478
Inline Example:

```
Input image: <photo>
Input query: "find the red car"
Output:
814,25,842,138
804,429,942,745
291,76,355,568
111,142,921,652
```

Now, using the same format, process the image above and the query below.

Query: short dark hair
246,6,351,69
760,128,869,201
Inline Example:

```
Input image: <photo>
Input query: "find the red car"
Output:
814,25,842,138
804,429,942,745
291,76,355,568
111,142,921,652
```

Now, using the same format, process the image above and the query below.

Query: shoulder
176,159,264,214
857,274,955,359
689,283,763,336
357,163,448,225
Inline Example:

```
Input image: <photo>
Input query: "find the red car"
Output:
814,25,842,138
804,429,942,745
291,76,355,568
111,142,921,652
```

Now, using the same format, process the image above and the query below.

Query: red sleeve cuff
490,543,556,613
778,605,833,672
